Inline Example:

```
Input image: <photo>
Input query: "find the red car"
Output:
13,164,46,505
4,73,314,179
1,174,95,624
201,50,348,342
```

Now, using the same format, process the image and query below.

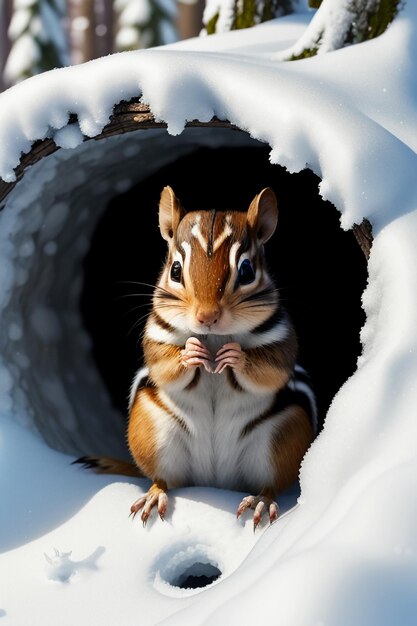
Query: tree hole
81,145,368,432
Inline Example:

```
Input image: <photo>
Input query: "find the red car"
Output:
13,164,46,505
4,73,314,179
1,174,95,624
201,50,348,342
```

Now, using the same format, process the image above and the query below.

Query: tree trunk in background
203,0,401,50
94,0,114,57
0,0,402,89
203,0,294,35
0,0,13,90
288,0,401,59
176,0,205,39
68,0,97,64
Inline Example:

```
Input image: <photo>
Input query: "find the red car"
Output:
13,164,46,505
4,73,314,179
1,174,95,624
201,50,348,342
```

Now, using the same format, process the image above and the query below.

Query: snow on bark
203,0,303,35
284,0,402,58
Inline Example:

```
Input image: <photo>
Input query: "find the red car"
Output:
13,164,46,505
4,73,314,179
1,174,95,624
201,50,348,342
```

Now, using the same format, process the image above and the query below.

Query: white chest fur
157,335,274,491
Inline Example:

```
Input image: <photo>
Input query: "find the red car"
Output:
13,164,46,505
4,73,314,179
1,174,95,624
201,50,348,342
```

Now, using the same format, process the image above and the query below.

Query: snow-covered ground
1,2,417,624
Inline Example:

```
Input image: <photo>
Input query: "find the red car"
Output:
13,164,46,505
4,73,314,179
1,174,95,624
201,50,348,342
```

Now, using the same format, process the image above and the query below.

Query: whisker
116,303,152,326
127,312,152,338
154,293,181,302
237,303,278,310
153,300,184,309
239,287,279,304
163,310,185,325
111,293,153,303
117,280,173,297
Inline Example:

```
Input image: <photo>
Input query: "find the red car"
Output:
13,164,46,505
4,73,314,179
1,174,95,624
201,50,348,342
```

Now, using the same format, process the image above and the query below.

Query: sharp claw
237,494,278,529
269,502,279,524
131,486,167,526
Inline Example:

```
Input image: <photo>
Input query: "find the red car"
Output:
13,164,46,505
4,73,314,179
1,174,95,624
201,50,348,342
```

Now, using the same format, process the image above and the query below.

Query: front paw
181,337,213,373
214,343,246,374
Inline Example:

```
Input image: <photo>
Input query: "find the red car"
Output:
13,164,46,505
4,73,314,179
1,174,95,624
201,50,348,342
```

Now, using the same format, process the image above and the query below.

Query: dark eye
238,259,255,285
170,261,182,283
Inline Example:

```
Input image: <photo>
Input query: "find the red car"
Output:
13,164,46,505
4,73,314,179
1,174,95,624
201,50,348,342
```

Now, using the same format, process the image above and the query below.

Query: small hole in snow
173,562,222,589
154,544,223,596
83,146,367,431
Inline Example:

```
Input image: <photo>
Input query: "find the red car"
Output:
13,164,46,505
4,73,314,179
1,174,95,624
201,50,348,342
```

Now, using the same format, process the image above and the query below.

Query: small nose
196,307,220,326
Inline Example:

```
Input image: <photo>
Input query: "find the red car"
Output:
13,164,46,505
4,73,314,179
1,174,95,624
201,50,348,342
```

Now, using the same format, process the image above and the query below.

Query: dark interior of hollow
81,145,368,435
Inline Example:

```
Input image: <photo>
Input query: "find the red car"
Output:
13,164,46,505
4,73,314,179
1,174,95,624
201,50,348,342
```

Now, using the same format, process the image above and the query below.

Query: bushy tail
72,456,144,478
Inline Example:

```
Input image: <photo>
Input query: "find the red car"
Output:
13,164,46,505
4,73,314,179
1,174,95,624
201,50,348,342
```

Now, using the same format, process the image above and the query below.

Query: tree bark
204,0,294,35
0,100,240,205
0,98,372,258
177,0,205,39
68,0,97,64
289,0,402,59
94,0,114,57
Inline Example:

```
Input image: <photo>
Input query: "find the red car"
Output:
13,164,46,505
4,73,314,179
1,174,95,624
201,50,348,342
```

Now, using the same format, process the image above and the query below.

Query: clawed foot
129,482,168,527
236,494,279,531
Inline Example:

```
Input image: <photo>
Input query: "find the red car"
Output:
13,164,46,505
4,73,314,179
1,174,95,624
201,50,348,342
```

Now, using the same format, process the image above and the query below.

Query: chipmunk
75,186,317,530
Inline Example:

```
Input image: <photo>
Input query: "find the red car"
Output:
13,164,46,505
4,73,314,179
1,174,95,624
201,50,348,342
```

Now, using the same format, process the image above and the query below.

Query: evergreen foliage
115,0,177,50
4,0,69,84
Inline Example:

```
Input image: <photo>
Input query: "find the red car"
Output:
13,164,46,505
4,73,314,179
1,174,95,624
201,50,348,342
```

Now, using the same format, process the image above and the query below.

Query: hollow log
0,98,373,258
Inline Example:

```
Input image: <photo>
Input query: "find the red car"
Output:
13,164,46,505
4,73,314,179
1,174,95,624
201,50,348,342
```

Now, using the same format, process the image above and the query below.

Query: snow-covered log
1,5,417,625
0,99,372,256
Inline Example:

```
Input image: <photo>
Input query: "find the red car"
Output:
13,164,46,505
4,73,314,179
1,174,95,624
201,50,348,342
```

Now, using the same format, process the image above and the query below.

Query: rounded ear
247,188,278,243
159,186,185,241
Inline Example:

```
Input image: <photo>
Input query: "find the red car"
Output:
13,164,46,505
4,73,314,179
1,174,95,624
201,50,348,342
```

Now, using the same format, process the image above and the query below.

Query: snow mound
1,3,417,625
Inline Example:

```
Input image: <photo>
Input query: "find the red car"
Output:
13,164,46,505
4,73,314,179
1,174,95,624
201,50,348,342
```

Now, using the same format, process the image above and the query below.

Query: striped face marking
190,212,233,257
175,211,248,308
157,207,278,334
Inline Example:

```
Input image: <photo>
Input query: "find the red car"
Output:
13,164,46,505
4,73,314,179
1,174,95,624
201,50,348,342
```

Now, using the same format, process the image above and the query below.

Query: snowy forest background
2,1,416,623
1,0,399,93
0,0,209,91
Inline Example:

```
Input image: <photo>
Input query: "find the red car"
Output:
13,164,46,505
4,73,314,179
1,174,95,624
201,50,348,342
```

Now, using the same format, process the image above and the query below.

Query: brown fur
147,479,168,497
128,388,159,479
177,211,247,309
269,405,314,493
241,327,298,391
75,188,315,527
72,456,142,477
143,336,190,387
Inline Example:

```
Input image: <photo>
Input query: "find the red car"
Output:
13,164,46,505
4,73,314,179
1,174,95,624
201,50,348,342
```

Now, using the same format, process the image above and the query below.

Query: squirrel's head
155,186,279,335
